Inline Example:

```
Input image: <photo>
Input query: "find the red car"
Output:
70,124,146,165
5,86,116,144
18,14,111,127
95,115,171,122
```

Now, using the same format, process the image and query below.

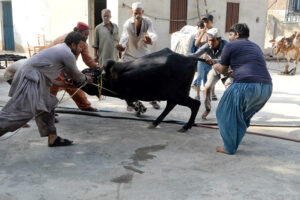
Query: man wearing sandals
0,32,93,147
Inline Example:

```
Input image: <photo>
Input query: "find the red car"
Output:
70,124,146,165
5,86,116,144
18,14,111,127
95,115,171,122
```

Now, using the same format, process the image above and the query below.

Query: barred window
289,0,300,13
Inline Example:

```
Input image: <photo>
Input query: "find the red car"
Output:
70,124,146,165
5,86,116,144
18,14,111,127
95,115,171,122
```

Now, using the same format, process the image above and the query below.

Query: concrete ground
0,60,300,200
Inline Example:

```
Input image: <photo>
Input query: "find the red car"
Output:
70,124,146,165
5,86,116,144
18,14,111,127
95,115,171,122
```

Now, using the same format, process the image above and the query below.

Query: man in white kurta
116,2,160,109
117,3,157,61
0,32,90,147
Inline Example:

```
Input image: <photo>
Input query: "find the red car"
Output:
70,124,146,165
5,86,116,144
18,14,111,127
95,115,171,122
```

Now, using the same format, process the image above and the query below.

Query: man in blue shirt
214,23,272,154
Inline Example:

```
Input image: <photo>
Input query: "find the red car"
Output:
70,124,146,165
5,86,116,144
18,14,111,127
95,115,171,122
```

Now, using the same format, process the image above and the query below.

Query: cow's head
103,59,118,80
269,36,288,55
270,33,297,55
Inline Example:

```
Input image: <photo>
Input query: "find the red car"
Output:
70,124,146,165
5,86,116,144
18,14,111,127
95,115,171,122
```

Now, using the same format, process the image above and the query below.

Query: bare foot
216,146,228,154
201,111,209,119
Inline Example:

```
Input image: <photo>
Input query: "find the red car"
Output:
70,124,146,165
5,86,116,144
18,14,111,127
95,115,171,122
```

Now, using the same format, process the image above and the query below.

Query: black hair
64,31,86,46
73,27,85,33
197,20,205,29
229,23,250,38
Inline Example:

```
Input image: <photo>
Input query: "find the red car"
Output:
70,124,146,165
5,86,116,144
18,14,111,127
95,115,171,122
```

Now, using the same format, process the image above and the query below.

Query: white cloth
3,59,27,81
119,16,157,61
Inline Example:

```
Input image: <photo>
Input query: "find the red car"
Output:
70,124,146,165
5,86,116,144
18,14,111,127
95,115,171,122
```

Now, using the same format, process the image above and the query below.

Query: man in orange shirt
48,22,100,112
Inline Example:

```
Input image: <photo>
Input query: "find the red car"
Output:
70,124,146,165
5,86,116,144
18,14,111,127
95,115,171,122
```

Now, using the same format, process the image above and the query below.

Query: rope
0,82,86,141
91,83,119,96
97,72,103,101
53,108,300,144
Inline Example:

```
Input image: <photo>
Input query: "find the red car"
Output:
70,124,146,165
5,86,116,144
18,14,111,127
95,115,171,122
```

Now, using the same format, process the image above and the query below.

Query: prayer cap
207,28,221,38
132,2,143,9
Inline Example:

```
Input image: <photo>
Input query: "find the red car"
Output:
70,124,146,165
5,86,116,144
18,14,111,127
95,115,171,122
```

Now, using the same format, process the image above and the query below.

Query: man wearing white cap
191,28,232,119
116,2,160,110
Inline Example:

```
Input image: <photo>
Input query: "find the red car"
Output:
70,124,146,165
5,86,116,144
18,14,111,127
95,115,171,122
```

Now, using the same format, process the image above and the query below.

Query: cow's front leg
284,59,290,73
148,101,176,129
177,96,201,132
290,59,298,74
134,101,147,117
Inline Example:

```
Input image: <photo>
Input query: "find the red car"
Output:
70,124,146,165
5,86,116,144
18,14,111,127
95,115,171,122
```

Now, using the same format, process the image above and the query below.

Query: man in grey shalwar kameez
0,32,91,147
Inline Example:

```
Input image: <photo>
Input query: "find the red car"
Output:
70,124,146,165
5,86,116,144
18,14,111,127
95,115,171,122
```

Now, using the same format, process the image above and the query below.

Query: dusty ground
0,60,299,200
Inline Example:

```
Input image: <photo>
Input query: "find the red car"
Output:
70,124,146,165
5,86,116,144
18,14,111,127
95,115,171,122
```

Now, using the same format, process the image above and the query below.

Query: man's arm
191,43,210,58
213,63,229,74
146,19,157,43
63,53,90,86
194,28,207,47
93,27,99,61
52,79,76,88
214,42,231,75
118,21,129,48
81,43,98,68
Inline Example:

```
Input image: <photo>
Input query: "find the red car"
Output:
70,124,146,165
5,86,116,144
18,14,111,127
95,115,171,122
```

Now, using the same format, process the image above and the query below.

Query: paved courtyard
0,61,299,200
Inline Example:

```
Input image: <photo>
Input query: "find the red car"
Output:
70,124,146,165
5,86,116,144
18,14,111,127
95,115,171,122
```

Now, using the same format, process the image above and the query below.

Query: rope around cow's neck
91,83,119,96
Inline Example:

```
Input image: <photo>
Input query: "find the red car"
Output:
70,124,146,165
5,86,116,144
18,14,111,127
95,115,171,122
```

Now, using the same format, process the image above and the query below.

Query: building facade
265,0,300,53
0,0,268,54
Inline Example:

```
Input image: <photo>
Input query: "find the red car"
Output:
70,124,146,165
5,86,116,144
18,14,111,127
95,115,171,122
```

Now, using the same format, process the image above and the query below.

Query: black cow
81,48,200,132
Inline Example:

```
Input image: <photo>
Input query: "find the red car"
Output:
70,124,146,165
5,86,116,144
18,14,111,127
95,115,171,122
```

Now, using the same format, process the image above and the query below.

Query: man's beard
71,49,77,56
135,17,142,23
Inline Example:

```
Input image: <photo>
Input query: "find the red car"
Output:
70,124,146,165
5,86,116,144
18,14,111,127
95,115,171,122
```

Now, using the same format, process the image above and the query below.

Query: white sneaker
194,96,200,101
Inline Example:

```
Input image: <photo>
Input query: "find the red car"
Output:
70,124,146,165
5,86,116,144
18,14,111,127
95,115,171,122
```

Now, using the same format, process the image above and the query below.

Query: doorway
2,1,15,51
94,0,106,27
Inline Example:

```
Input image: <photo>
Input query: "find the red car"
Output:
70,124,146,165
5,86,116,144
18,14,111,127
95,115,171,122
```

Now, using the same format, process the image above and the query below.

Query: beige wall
110,0,268,51
268,0,288,10
4,0,268,53
11,0,89,53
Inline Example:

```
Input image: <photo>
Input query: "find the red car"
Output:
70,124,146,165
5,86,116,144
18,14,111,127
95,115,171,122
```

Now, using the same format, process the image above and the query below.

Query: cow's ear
103,60,115,73
269,39,276,43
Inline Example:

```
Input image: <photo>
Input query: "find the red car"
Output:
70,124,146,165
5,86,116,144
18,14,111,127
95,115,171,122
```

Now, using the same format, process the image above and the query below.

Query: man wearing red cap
47,22,100,112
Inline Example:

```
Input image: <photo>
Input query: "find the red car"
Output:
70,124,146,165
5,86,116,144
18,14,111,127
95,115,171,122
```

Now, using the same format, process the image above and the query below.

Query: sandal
211,94,218,101
48,136,73,147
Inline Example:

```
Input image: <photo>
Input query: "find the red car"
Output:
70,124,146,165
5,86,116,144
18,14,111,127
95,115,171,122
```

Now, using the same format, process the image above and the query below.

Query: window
225,2,239,32
289,0,300,13
170,0,187,33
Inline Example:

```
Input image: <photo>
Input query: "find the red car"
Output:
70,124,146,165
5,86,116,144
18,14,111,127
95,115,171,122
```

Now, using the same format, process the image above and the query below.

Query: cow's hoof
136,112,142,117
280,71,290,75
148,124,157,129
177,128,188,132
